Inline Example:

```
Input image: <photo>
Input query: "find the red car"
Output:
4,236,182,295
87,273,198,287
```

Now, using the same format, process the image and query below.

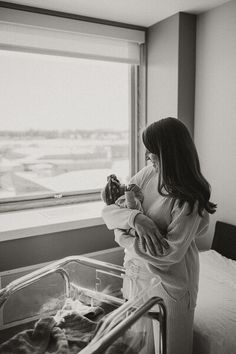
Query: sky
0,50,129,131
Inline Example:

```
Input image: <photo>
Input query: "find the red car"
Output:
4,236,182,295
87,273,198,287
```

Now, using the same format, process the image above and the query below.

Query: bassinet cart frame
0,255,166,354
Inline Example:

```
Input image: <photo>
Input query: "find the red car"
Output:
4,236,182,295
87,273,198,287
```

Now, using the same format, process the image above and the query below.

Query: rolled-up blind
0,8,145,64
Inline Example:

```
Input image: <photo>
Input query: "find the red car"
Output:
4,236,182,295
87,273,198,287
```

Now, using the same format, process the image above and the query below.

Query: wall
147,14,179,124
194,0,236,249
147,12,196,136
0,225,116,272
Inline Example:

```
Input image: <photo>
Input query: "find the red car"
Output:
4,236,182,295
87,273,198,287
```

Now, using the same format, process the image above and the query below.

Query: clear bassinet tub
0,256,166,354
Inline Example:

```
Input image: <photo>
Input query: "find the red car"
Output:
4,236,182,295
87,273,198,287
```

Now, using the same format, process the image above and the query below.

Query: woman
102,117,216,354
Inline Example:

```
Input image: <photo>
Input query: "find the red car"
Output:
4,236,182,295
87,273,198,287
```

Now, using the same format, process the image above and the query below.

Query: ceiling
1,0,230,27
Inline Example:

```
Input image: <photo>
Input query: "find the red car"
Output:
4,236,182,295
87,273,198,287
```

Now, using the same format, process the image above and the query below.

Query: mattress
193,250,236,354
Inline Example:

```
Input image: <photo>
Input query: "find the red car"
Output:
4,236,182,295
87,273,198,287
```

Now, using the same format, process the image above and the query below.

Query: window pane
0,51,131,201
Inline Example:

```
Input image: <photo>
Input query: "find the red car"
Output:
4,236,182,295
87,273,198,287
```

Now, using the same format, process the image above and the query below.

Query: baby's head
101,174,125,205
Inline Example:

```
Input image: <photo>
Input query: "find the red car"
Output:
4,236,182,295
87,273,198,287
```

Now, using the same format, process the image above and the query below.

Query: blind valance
0,8,145,64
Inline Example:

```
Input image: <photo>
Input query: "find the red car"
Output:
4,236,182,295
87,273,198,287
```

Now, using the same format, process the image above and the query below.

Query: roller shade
0,8,145,64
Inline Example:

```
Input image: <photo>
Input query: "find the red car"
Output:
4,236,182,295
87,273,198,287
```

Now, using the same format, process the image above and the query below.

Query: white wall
147,14,179,124
195,0,236,249
147,13,196,132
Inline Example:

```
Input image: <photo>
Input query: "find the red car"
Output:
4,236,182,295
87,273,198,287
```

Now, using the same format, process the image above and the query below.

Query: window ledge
0,201,105,242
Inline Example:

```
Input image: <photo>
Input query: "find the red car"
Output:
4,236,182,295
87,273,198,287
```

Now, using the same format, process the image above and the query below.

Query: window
0,7,145,211
0,51,136,209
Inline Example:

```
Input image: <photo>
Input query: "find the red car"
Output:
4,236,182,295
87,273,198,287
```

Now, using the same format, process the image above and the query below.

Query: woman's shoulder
138,165,156,178
131,165,156,185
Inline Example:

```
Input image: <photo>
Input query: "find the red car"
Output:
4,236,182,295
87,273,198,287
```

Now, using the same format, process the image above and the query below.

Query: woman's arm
133,201,209,267
102,166,168,256
114,228,136,250
102,205,168,256
102,204,142,231
133,213,169,254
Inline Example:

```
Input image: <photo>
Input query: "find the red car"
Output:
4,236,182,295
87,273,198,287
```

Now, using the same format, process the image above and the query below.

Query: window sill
0,201,105,242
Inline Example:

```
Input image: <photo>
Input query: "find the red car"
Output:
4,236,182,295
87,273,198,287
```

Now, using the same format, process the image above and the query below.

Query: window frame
0,6,147,213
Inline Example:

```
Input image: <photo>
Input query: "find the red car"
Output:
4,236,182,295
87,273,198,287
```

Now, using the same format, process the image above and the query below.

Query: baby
101,174,144,237
101,174,168,248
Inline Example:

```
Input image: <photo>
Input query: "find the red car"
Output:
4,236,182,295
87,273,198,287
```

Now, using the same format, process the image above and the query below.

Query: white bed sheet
193,250,236,354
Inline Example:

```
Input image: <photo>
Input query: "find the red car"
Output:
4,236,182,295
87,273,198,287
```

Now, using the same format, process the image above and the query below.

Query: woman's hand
133,213,169,256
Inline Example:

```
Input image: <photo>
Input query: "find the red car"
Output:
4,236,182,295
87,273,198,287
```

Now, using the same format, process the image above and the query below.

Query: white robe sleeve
102,204,142,230
114,228,136,250
133,201,209,267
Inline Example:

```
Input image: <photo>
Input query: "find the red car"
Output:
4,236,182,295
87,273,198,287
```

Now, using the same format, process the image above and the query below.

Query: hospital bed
193,221,236,354
0,255,167,353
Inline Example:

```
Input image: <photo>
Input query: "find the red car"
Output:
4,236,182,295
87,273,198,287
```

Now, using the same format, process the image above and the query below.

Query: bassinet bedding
0,299,105,354
193,250,236,354
0,299,143,354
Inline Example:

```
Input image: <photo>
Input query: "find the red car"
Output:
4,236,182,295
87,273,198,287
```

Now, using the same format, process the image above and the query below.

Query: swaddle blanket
0,305,104,354
0,303,143,354
0,287,149,354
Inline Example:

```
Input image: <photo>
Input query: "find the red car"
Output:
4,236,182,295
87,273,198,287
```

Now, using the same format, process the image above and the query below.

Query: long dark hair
142,117,217,216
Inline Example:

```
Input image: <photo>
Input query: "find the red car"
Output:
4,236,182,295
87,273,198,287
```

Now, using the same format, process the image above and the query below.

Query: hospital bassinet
0,255,166,353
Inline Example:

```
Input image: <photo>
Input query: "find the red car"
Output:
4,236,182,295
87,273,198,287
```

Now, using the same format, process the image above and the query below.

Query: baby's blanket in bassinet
0,305,104,354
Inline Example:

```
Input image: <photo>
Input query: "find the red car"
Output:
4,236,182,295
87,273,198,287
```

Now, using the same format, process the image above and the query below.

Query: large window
0,7,145,211
0,51,135,209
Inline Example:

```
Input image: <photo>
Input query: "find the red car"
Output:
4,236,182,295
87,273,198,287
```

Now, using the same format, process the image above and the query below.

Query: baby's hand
126,184,144,202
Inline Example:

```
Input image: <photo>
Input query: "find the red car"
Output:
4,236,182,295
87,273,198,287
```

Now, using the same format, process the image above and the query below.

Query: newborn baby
101,174,144,237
